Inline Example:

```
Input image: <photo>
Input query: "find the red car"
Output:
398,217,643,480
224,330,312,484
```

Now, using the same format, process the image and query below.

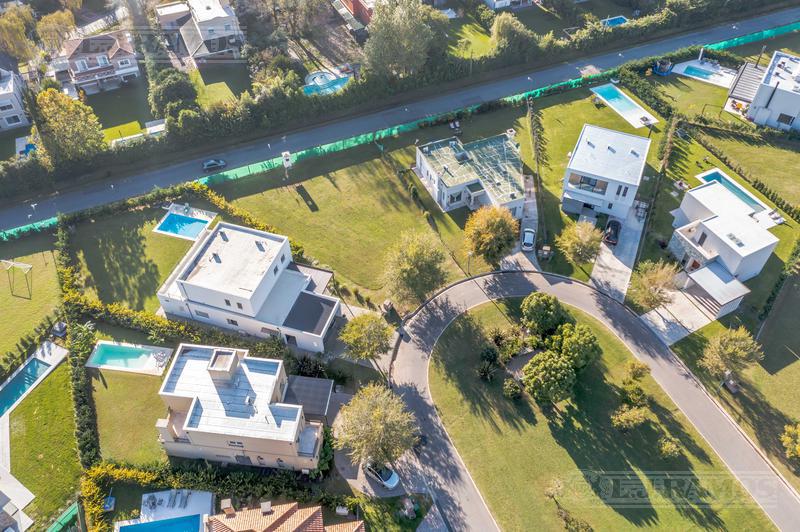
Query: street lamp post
467,251,473,276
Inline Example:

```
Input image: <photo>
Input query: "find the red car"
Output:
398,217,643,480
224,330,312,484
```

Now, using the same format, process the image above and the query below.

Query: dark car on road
202,159,227,172
604,220,621,246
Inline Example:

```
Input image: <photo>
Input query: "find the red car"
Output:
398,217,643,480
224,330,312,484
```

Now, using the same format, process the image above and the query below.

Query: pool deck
591,84,659,129
674,59,738,88
0,341,69,531
87,340,173,376
114,489,214,531
153,203,217,241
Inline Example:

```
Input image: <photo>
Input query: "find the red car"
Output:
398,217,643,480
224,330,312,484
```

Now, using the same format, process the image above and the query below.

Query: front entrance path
590,209,645,302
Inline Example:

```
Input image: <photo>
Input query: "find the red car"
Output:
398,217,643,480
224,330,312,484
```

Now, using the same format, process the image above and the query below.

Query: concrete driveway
590,209,644,302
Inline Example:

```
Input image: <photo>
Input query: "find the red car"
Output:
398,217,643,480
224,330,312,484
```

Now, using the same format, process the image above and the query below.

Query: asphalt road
4,6,800,231
392,270,800,531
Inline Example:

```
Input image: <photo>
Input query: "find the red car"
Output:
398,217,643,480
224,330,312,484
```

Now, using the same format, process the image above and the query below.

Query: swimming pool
0,358,51,416
683,65,715,80
154,212,209,240
303,76,350,96
602,15,628,27
698,169,765,212
87,341,171,375
119,514,201,532
591,83,658,128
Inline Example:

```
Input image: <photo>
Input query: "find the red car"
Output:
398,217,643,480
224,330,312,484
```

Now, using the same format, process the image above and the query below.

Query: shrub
626,360,650,381
480,345,499,365
502,378,522,400
521,292,570,337
477,359,497,381
781,423,800,461
620,380,648,407
546,323,600,370
611,405,649,431
498,333,523,365
658,435,682,459
521,350,575,404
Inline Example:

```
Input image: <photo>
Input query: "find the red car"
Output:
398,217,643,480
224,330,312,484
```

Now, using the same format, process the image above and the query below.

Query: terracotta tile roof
208,502,298,532
273,506,323,531
323,521,365,532
62,31,135,60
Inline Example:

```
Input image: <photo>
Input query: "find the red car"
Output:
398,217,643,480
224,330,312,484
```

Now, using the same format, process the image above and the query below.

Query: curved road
3,7,800,231
391,271,800,531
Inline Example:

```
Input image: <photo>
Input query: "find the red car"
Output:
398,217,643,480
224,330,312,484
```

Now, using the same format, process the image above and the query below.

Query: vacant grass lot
190,64,251,109
448,16,493,58
731,30,800,62
429,299,772,530
10,364,82,524
86,79,154,143
0,232,60,356
650,74,730,117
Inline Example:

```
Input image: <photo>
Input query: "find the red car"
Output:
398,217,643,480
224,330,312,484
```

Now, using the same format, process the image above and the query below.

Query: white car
363,462,401,490
521,228,536,251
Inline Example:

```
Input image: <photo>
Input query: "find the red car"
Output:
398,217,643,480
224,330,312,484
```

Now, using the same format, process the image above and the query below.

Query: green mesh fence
0,216,57,242
707,21,800,50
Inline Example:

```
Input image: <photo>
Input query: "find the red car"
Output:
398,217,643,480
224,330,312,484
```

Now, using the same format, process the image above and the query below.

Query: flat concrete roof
182,222,287,298
567,124,650,186
762,50,800,93
282,292,337,335
701,214,779,256
690,262,750,305
285,375,334,417
254,268,307,325
687,181,757,218
188,0,231,22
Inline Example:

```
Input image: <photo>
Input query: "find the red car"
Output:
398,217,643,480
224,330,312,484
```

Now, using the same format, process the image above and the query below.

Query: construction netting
0,216,57,242
707,20,800,50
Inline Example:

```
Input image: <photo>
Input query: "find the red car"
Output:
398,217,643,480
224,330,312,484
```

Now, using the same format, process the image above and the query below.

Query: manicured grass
90,368,167,465
85,79,154,143
10,363,82,524
0,125,30,160
429,299,774,530
534,88,663,280
0,232,61,357
448,16,493,58
190,64,251,109
649,74,730,117
731,30,800,62
69,206,195,313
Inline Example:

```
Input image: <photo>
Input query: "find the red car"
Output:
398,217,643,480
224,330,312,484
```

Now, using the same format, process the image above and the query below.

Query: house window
273,266,279,275
777,113,795,126
227,318,239,326
261,327,278,337
75,59,88,72
224,299,231,306
569,173,608,195
118,58,131,67
0,100,13,112
97,55,109,66
236,302,243,310
607,203,613,209
622,186,629,197
195,310,210,318
616,184,622,195
697,232,707,246
227,440,244,448
208,28,215,35
448,191,462,205
224,23,231,31
5,115,20,125
280,254,286,263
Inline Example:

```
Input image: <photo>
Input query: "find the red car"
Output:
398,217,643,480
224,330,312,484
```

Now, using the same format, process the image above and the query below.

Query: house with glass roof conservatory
415,132,525,219
156,343,333,470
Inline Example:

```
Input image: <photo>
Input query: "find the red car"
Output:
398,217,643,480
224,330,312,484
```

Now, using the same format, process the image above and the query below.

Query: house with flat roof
155,343,334,470
155,0,244,63
0,68,29,132
667,172,779,318
561,124,651,220
744,51,800,131
415,132,525,219
157,222,341,353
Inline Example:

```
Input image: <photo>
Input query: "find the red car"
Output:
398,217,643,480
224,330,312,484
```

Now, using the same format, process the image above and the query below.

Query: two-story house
49,31,140,95
415,132,525,219
157,222,341,353
156,0,244,63
561,124,651,220
156,343,333,471
0,68,29,131
745,51,800,132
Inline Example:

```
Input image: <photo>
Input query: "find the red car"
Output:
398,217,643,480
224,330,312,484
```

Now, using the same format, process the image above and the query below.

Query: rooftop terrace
762,51,800,94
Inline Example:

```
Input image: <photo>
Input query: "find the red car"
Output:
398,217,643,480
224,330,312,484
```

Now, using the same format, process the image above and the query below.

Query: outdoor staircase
683,283,721,320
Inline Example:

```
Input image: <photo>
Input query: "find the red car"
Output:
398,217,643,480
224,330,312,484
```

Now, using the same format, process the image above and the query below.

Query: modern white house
415,132,525,219
157,222,341,353
561,124,651,219
668,170,779,317
746,51,800,131
155,343,333,470
0,68,29,131
156,0,244,63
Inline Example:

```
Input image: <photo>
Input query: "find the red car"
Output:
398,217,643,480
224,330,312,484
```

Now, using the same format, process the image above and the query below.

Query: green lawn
0,232,61,357
190,64,251,109
649,74,730,118
0,125,30,160
10,363,82,524
448,16,493,58
730,30,800,62
429,299,774,531
69,206,195,313
85,79,154,144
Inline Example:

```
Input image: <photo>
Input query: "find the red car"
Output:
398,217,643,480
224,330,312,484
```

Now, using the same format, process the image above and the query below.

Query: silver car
521,228,536,251
363,462,400,490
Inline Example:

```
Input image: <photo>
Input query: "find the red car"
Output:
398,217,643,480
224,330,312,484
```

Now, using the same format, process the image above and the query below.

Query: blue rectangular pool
683,65,715,80
699,170,764,212
155,212,209,240
119,514,201,532
602,15,628,27
0,358,51,416
88,342,155,371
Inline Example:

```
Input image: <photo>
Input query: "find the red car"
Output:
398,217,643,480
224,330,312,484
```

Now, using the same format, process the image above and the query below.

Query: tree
36,10,75,53
0,5,35,61
626,360,650,381
339,313,392,365
781,423,800,460
658,435,682,459
334,383,419,465
611,405,649,431
363,0,434,78
40,77,62,92
699,326,763,377
383,231,447,303
520,292,570,336
464,206,518,264
33,89,106,168
521,350,575,404
149,69,198,118
555,221,602,266
547,323,601,370
490,12,536,57
503,378,522,400
628,260,678,310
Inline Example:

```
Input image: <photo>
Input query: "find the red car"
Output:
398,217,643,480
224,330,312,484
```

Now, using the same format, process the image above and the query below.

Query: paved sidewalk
641,288,715,345
394,271,800,531
590,209,645,301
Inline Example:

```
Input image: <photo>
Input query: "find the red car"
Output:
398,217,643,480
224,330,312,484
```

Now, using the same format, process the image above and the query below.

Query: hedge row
0,313,58,383
759,237,800,321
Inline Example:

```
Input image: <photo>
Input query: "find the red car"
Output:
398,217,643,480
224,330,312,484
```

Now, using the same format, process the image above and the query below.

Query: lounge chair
167,489,178,508
181,491,192,509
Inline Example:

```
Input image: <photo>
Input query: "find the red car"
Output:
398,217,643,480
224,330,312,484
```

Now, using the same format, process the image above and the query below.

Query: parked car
604,220,621,246
363,462,401,490
202,159,227,172
521,228,536,252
